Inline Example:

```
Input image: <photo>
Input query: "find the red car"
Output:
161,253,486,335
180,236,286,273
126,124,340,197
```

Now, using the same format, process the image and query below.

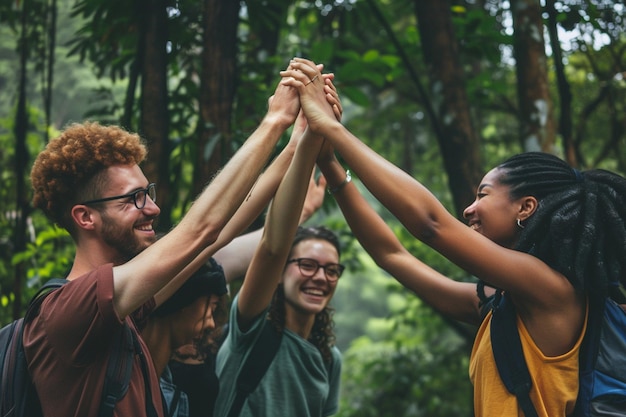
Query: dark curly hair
495,152,626,300
30,122,147,234
267,226,341,363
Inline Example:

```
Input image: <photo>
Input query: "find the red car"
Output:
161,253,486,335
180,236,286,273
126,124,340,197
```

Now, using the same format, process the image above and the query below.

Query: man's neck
67,245,126,280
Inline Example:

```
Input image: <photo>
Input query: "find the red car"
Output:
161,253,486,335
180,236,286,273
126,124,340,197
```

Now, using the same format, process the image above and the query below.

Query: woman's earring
516,218,525,229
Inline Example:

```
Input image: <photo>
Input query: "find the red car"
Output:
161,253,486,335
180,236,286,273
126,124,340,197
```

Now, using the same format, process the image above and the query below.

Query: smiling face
93,165,160,262
281,238,340,318
462,167,527,249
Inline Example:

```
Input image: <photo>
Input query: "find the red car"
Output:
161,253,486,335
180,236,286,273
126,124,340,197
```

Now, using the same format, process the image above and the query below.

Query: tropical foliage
0,0,624,414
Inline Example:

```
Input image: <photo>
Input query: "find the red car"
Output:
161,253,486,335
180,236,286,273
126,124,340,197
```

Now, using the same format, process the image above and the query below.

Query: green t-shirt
214,294,341,417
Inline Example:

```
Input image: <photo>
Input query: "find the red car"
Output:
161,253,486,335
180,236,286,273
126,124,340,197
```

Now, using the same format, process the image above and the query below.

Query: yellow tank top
469,307,587,416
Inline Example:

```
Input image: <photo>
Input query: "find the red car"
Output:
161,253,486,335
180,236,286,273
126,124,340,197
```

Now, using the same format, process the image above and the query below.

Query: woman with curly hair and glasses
214,76,344,417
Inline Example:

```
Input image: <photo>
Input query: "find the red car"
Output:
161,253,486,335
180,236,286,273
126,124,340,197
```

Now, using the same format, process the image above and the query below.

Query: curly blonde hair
30,122,147,232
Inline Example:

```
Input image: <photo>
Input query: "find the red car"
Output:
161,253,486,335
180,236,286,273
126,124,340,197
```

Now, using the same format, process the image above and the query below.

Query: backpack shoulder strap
0,317,27,416
24,278,69,321
227,321,283,417
98,322,135,417
0,278,68,417
101,315,164,417
18,278,145,417
572,293,608,416
477,280,496,321
490,293,539,417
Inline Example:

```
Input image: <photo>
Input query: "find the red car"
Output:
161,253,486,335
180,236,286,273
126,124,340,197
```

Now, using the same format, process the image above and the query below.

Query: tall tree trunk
414,0,482,217
13,0,31,318
544,0,576,166
121,60,140,130
511,0,556,152
246,0,289,87
43,0,56,141
193,0,240,195
139,0,172,231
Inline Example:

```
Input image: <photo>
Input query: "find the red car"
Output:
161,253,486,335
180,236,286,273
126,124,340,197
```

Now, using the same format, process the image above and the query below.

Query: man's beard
100,211,157,263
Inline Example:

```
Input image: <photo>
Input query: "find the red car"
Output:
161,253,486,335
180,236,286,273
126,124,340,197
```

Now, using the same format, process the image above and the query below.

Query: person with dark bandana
143,259,228,417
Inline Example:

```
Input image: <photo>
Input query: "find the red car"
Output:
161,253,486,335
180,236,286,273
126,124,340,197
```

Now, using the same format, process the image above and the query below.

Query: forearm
180,117,289,233
322,123,454,243
213,228,263,282
281,58,453,243
155,135,310,304
263,131,322,255
237,131,323,322
320,159,479,323
193,109,305,255
123,116,290,313
213,141,324,283
208,139,296,250
319,157,406,269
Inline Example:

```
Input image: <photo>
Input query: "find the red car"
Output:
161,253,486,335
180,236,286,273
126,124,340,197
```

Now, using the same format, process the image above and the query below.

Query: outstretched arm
153,108,305,306
317,136,482,325
213,171,326,283
281,58,570,305
154,74,338,305
114,77,300,319
236,124,326,328
283,59,583,357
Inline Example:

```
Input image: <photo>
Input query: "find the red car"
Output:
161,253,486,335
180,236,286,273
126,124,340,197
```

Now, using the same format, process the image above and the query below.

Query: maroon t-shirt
23,263,164,417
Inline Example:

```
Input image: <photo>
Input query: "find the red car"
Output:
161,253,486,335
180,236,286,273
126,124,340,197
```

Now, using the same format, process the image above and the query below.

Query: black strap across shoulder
226,321,283,417
17,278,155,417
3,279,70,417
23,278,70,321
98,323,136,417
489,292,539,417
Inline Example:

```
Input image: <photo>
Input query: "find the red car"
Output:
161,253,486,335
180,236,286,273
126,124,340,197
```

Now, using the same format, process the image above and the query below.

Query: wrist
316,150,339,169
262,111,295,132
327,170,351,195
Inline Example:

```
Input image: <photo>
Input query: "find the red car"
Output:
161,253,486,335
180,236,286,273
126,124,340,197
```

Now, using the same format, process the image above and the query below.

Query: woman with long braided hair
281,57,626,417
500,153,626,299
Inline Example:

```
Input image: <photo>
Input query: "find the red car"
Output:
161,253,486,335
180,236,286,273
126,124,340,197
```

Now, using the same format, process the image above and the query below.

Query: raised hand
279,58,339,135
300,171,327,224
266,67,301,128
324,74,343,122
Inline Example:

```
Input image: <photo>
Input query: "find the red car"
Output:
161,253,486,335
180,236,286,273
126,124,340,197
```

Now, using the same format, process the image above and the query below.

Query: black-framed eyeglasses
80,183,157,210
287,258,345,281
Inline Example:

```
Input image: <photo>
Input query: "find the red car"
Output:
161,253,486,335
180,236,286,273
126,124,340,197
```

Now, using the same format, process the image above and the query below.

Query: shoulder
226,295,270,347
330,345,342,361
329,345,342,371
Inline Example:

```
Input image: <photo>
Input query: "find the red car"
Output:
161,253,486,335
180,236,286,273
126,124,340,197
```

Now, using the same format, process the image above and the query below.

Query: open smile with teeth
136,223,153,232
302,288,326,297
469,222,480,230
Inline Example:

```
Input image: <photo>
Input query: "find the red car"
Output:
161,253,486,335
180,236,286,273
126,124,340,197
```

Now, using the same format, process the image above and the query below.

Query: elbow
406,213,441,246
393,197,444,245
203,223,224,247
260,237,290,259
188,218,224,249
370,245,407,273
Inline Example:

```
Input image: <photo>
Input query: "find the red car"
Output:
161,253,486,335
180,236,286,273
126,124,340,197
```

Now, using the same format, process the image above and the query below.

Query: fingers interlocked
305,74,319,86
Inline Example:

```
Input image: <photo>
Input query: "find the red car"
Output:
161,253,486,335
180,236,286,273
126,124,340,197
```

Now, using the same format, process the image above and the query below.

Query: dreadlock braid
496,152,626,298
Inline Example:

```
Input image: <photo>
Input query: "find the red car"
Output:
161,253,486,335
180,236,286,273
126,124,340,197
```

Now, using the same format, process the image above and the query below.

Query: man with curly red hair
24,76,302,417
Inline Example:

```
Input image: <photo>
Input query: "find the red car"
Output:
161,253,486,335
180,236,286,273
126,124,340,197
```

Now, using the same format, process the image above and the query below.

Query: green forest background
1,1,625,415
